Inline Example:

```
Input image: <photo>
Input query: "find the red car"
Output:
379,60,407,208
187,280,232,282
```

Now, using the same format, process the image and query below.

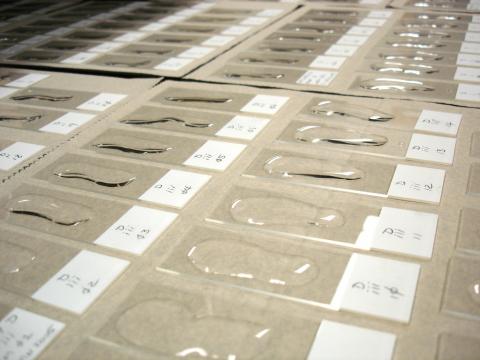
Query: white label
0,308,64,360
456,83,480,101
460,41,480,54
178,46,214,59
77,93,127,112
333,253,420,323
256,9,283,17
70,19,95,28
388,164,445,204
241,16,268,26
309,55,346,69
455,66,480,82
21,35,49,45
202,35,235,47
0,86,18,98
372,207,438,259
457,53,480,67
473,15,480,23
406,133,456,164
158,15,187,24
216,115,269,140
241,94,289,115
139,22,169,32
360,0,382,4
325,44,359,57
192,2,215,10
415,109,462,136
368,10,393,18
296,70,337,86
46,27,71,37
465,32,480,43
90,13,114,20
154,57,194,71
6,73,49,88
347,26,376,36
39,112,95,135
183,140,246,171
88,41,124,53
337,35,369,46
113,31,146,42
139,169,210,208
175,9,201,16
61,52,98,64
32,250,129,314
94,206,177,254
0,142,44,171
307,320,396,360
359,18,386,27
468,22,480,31
222,25,251,36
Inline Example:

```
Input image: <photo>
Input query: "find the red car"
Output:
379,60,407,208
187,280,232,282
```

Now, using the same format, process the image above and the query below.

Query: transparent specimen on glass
263,155,364,180
230,196,344,228
187,239,318,286
116,299,272,359
294,125,388,146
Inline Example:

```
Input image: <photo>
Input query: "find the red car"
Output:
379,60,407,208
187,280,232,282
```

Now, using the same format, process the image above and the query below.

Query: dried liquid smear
469,282,480,305
187,239,318,286
230,196,344,228
0,240,36,274
116,299,272,359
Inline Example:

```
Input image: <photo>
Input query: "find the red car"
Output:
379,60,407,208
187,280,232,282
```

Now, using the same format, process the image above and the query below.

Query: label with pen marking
347,26,376,36
154,57,194,71
325,44,359,57
371,207,438,259
0,142,44,171
309,55,346,69
415,109,461,136
32,250,129,314
139,169,210,208
94,205,177,254
241,94,289,115
457,53,480,67
297,70,337,86
456,82,480,101
0,308,64,360
183,140,246,171
337,35,369,46
388,164,445,204
216,115,269,140
406,133,456,164
39,112,95,134
333,253,420,323
77,93,127,112
454,66,480,82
